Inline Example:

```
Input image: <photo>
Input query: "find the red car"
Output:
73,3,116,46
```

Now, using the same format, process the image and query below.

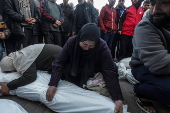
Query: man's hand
0,82,10,95
29,18,36,24
55,20,61,26
72,32,75,36
53,24,58,28
118,31,122,35
25,18,32,23
0,32,5,39
114,100,123,113
46,86,57,101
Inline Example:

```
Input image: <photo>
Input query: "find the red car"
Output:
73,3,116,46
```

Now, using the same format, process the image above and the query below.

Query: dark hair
89,0,93,3
143,0,150,4
119,0,125,2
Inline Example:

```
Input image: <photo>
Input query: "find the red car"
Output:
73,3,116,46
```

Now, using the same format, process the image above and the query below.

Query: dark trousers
23,28,38,47
5,28,38,55
44,31,61,46
5,35,24,55
111,33,120,59
119,34,133,60
101,31,115,49
132,65,170,105
61,32,69,47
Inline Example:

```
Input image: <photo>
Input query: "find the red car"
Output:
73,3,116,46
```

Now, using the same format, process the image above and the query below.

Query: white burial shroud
0,99,28,113
0,69,129,113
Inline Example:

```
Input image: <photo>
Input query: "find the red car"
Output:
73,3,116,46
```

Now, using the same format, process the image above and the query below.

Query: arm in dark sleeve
91,4,98,25
7,62,37,90
4,0,25,23
40,1,56,24
118,10,126,31
68,9,74,33
72,9,77,33
100,42,123,101
58,5,64,23
33,2,40,23
48,37,73,86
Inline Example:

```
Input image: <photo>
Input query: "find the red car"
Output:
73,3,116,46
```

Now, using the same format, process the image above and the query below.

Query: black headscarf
70,23,100,87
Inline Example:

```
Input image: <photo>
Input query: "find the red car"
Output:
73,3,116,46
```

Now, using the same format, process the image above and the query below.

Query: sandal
135,95,155,113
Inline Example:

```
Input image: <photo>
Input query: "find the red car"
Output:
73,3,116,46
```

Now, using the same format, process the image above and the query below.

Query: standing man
60,0,74,47
72,0,98,35
118,0,144,61
4,0,40,55
130,0,170,113
111,0,126,60
99,0,117,50
40,0,64,46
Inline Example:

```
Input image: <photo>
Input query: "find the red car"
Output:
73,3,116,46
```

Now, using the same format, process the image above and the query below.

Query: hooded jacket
130,11,170,75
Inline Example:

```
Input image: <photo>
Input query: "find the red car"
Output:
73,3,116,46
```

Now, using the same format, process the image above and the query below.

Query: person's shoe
135,94,156,113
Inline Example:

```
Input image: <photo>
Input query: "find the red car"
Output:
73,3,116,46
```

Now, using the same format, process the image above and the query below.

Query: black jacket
73,2,98,32
3,0,39,36
60,3,74,33
40,0,64,34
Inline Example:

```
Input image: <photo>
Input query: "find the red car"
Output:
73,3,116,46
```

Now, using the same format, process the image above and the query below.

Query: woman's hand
114,100,123,113
0,82,10,95
46,86,57,101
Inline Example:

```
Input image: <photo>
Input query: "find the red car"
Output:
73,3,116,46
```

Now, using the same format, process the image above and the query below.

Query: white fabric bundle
117,58,140,84
0,99,28,113
0,70,129,113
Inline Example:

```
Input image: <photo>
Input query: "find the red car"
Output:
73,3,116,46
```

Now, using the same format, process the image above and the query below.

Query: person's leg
22,27,30,48
61,32,68,47
28,29,38,46
118,34,129,61
4,36,17,55
132,65,170,105
126,36,133,58
0,43,3,60
111,33,119,59
101,32,110,47
44,31,54,44
107,33,115,50
53,32,62,46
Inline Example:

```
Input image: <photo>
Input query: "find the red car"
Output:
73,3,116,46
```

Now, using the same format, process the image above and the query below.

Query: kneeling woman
47,23,123,112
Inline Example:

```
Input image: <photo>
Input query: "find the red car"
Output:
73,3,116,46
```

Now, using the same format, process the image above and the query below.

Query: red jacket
99,4,117,33
119,5,144,36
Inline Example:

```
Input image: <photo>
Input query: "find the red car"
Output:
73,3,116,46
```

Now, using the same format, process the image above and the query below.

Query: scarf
70,23,100,87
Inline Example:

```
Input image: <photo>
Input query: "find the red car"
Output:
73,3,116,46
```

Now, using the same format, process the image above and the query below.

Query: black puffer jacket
3,0,39,36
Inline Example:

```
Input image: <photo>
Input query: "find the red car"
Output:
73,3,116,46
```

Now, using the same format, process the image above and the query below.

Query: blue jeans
132,65,170,105
0,43,4,60
101,31,115,49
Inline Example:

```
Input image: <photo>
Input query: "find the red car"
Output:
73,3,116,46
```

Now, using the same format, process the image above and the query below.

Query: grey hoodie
130,11,170,75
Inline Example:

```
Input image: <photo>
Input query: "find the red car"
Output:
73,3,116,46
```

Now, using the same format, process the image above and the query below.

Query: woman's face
79,40,95,50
